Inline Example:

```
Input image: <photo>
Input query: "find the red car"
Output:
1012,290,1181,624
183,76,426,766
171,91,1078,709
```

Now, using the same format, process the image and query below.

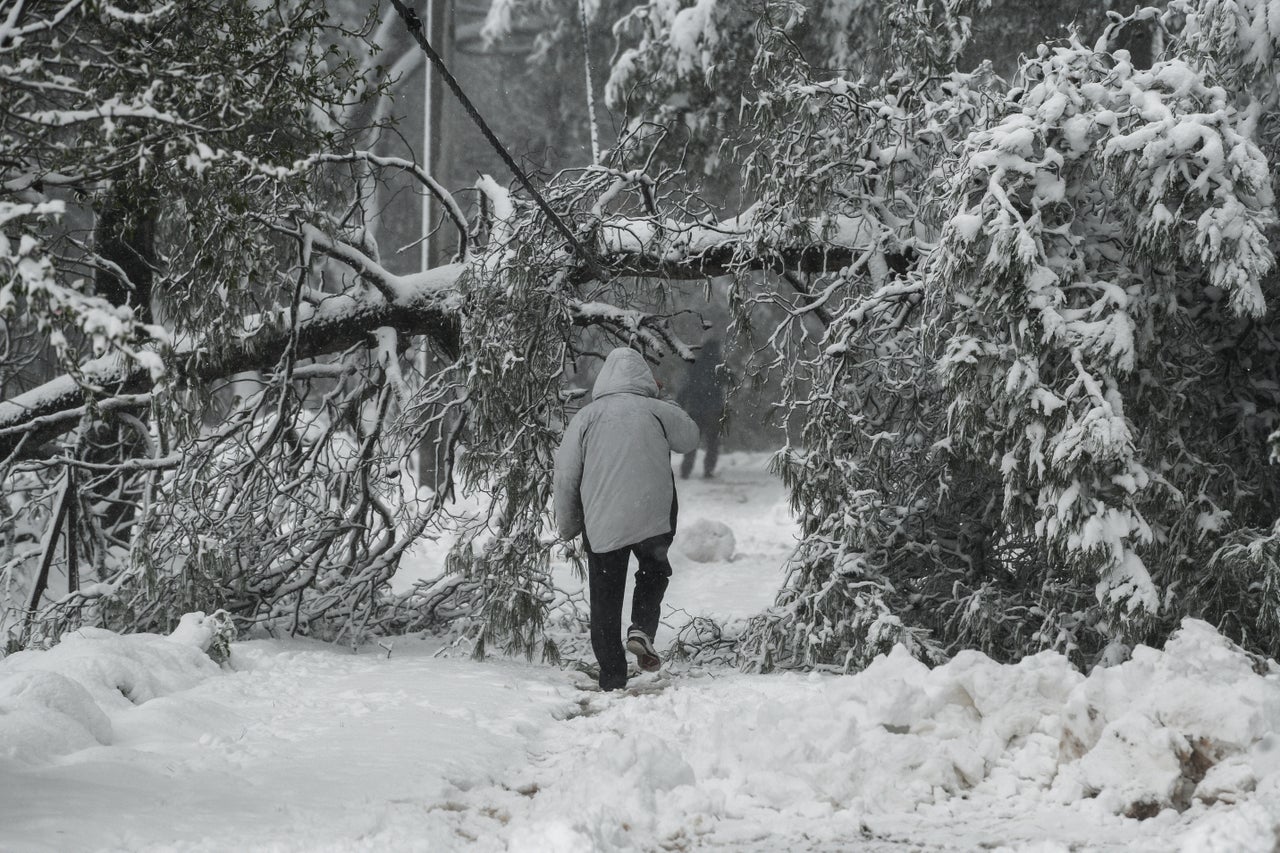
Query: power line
388,0,607,284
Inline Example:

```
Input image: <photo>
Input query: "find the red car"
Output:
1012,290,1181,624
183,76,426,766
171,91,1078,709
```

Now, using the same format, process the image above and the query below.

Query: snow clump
0,617,225,765
674,517,735,562
168,609,237,664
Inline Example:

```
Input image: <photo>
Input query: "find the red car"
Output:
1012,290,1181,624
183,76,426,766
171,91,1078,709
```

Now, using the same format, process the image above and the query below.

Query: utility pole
417,0,451,488
419,0,446,275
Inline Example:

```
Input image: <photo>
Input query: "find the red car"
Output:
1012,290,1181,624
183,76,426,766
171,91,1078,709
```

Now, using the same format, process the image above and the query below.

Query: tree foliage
728,0,1280,667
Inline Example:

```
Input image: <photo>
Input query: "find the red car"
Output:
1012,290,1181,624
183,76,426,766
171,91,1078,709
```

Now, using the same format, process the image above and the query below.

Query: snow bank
674,517,736,562
1054,620,1280,818
0,617,224,765
471,619,1280,850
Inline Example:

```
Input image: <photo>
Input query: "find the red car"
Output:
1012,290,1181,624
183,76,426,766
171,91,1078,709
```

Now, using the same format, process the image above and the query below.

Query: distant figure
676,338,726,479
553,348,700,690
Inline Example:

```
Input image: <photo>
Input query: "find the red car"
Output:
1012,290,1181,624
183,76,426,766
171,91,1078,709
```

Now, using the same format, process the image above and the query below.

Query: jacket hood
593,347,658,399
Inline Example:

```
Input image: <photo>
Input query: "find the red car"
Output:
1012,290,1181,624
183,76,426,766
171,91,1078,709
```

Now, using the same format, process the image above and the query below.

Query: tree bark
27,469,75,611
94,184,157,324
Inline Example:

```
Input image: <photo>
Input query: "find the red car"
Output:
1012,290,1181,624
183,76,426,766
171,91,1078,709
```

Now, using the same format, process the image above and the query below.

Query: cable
389,0,607,284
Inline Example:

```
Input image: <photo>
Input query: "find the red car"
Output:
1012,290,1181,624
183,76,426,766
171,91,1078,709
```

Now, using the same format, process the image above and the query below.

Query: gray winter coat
553,348,700,553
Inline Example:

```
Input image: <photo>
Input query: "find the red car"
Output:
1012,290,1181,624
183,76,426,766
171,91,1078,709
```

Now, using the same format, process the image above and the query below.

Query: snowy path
5,635,1272,853
0,640,1099,853
0,641,924,852
0,641,581,852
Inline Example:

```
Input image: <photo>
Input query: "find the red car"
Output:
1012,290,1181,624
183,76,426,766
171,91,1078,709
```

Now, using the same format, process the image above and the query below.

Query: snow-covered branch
0,212,879,460
0,263,465,461
596,213,881,280
0,0,84,46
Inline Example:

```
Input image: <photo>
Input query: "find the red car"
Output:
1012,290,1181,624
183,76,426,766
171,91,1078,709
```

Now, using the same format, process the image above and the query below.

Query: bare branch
298,151,470,261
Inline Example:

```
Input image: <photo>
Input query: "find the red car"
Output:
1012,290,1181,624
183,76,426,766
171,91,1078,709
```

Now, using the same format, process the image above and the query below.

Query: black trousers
680,417,721,478
584,495,677,690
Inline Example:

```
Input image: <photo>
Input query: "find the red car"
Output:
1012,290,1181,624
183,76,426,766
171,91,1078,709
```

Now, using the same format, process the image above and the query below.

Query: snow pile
0,619,224,765
1054,620,1280,817
0,599,1275,849
168,609,237,663
674,517,736,562
440,619,1280,850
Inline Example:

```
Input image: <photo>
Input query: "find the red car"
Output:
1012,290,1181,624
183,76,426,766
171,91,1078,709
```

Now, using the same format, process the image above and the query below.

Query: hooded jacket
553,348,700,552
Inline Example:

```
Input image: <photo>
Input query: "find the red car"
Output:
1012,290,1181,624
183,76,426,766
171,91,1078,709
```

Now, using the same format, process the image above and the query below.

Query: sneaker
625,626,662,672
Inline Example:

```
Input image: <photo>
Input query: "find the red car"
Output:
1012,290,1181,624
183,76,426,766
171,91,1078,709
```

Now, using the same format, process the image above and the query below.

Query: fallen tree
7,0,1280,675
0,221,881,462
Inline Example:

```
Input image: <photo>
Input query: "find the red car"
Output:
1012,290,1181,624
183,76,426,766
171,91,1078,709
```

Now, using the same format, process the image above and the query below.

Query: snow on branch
20,99,190,129
0,207,880,459
99,2,176,25
570,301,694,360
296,223,409,302
0,0,84,46
0,263,466,462
596,212,881,280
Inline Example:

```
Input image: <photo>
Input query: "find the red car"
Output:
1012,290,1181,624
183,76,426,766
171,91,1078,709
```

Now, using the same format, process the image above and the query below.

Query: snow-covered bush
935,37,1275,645
732,1,1280,669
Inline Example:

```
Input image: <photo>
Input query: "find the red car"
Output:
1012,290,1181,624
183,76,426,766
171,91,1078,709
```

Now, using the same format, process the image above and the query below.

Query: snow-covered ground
395,452,796,624
3,454,1280,852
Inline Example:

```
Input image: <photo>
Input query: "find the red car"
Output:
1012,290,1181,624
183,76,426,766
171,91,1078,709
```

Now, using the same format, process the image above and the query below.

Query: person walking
553,347,699,690
676,337,726,479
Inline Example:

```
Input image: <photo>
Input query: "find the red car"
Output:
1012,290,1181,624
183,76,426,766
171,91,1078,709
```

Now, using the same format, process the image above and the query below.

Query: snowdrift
3,607,1279,851
491,619,1280,851
0,613,227,765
